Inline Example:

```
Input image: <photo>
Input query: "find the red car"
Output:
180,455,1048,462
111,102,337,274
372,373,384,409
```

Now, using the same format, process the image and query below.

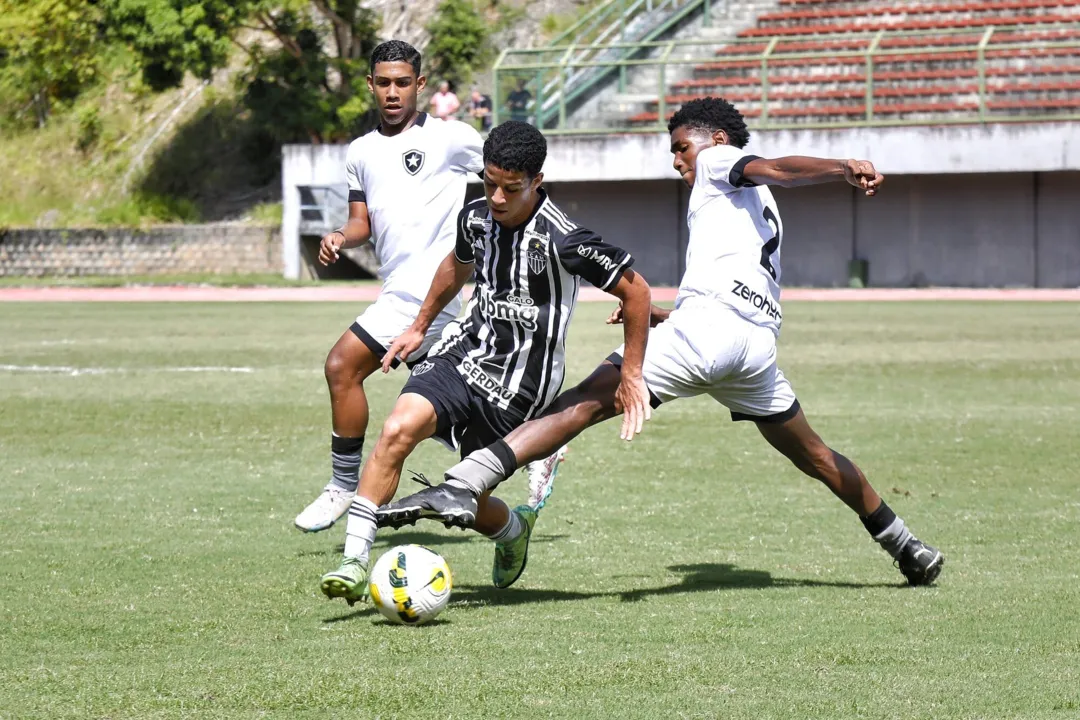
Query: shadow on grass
370,618,452,628
297,531,569,558
322,563,902,623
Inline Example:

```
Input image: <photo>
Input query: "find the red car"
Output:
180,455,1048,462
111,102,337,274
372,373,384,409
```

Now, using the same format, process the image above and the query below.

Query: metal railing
494,0,717,128
492,23,1080,133
298,185,348,235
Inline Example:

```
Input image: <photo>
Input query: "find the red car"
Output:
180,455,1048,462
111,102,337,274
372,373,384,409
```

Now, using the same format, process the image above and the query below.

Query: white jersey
345,113,483,309
676,144,784,335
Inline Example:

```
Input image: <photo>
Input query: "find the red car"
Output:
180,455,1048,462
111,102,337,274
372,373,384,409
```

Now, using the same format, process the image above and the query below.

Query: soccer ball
368,545,452,625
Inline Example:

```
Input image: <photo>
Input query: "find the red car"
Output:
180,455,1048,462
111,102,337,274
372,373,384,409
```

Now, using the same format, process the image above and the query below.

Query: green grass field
2,301,1079,719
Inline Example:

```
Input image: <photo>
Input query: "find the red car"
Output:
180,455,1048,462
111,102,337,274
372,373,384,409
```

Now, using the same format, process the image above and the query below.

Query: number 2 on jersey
760,206,782,281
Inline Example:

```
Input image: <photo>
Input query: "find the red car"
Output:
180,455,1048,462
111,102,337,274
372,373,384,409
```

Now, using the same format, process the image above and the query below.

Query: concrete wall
0,225,282,277
540,123,1080,181
849,174,1038,288
282,125,1080,285
545,180,690,285
1036,172,1080,288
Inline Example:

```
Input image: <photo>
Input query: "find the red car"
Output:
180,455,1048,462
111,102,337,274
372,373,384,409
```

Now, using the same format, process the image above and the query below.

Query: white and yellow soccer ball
368,545,452,625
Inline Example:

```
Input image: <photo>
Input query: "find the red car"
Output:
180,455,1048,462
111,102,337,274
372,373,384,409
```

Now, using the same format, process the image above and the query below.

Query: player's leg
378,361,626,530
442,323,694,504
321,355,469,603
379,317,697,527
755,408,944,586
320,392,438,603
718,320,944,586
465,422,551,590
754,404,880,515
486,492,538,589
295,303,404,532
503,362,624,464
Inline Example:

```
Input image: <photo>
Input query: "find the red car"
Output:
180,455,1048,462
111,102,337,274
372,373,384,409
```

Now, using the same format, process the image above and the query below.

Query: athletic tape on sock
445,446,515,496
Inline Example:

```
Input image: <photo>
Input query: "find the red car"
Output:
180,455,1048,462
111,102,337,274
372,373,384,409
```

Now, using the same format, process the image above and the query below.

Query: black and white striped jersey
429,189,634,421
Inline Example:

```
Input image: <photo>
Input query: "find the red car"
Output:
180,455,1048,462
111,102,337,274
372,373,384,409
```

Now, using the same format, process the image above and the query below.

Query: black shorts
400,354,526,458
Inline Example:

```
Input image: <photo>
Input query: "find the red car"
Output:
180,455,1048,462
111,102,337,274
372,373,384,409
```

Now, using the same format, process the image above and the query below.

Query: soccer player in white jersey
294,40,566,536
383,97,945,587
319,122,653,605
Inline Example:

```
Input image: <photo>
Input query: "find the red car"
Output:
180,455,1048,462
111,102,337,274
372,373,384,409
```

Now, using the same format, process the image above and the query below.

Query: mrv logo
731,280,782,322
577,244,618,272
478,288,539,331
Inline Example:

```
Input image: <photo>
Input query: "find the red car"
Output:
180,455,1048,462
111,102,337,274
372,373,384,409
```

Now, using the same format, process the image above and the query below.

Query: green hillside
0,0,526,228
0,56,279,227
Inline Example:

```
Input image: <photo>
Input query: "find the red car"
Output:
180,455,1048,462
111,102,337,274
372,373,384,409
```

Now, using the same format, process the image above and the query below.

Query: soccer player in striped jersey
319,121,653,604
383,97,945,587
293,40,566,536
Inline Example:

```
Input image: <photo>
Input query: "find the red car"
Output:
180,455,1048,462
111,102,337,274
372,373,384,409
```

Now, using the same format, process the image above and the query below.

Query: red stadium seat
758,0,1080,25
739,15,1080,36
618,0,1080,128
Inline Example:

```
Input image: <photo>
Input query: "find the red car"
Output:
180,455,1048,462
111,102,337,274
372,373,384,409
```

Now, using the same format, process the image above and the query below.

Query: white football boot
524,445,568,511
294,484,355,533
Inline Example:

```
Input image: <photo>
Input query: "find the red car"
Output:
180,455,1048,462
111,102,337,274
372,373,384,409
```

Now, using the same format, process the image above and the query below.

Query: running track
1,287,1078,302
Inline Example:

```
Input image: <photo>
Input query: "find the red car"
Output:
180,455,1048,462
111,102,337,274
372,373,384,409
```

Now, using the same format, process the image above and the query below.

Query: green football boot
492,505,538,589
320,556,369,606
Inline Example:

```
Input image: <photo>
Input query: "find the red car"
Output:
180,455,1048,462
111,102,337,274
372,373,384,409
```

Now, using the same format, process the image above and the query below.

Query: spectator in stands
430,80,461,120
468,86,493,131
506,79,532,123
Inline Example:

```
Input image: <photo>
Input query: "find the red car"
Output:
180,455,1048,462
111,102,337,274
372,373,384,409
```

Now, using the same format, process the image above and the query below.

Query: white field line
0,364,255,376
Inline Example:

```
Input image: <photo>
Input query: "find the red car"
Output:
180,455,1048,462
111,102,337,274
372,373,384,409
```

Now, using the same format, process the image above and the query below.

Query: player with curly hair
319,121,653,604
381,97,945,587
294,40,568,539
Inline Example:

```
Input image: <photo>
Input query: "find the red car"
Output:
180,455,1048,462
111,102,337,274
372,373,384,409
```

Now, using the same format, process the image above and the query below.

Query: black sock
489,438,519,475
860,502,896,536
860,501,913,558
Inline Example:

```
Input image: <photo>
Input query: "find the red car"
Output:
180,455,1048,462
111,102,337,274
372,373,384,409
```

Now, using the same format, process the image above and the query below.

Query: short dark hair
667,97,750,149
483,121,547,178
370,40,421,77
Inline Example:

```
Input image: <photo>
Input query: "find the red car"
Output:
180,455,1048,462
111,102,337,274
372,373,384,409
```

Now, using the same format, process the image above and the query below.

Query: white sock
343,496,379,563
486,510,523,544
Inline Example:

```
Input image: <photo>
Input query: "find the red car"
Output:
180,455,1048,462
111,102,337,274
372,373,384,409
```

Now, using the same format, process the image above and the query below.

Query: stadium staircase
627,0,1080,126
495,0,788,128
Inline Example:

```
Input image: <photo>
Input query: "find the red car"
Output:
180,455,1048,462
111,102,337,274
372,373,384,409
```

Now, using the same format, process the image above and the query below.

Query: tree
241,7,379,144
105,0,380,141
0,0,106,127
425,0,492,90
104,0,247,90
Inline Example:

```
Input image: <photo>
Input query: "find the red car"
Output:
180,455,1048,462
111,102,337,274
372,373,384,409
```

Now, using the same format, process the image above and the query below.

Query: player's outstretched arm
382,251,473,371
607,268,653,441
743,157,884,196
318,202,372,265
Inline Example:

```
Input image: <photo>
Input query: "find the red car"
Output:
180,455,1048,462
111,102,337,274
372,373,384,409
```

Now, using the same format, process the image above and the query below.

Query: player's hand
608,303,672,328
649,305,672,328
843,159,884,197
614,372,652,442
381,328,426,373
606,302,624,325
318,232,344,266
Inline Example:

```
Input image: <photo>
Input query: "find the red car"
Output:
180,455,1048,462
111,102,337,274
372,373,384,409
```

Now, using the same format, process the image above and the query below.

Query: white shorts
350,292,459,369
611,302,799,422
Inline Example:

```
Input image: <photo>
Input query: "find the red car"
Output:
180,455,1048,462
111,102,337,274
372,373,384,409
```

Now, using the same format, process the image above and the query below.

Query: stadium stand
617,0,1080,127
